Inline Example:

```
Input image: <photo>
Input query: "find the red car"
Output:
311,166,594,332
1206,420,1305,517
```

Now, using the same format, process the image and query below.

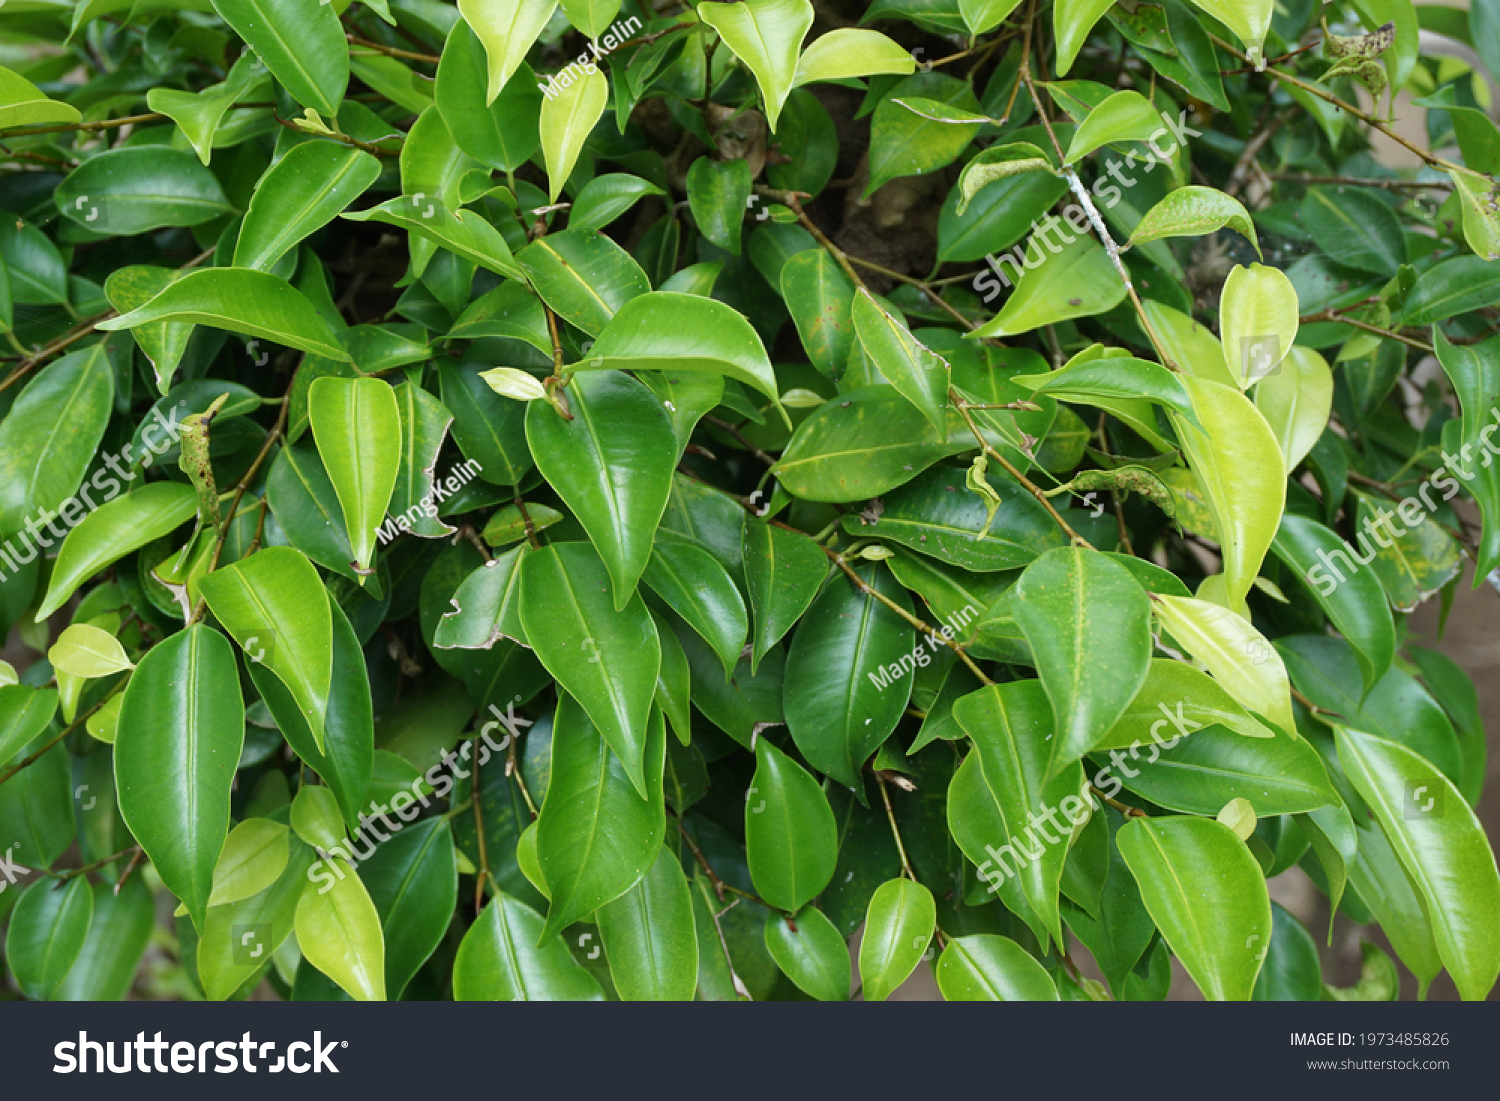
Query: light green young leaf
540,66,608,202
1118,816,1271,1000
459,0,560,102
699,0,813,130
294,859,386,1000
1183,0,1273,62
1064,90,1162,164
1128,186,1261,256
851,289,950,432
48,623,132,678
97,268,352,362
956,142,1057,216
1219,263,1299,388
1254,344,1332,472
1151,593,1295,734
0,64,82,129
971,235,1127,338
859,878,936,1001
792,28,916,86
308,376,402,577
290,785,346,852
937,934,1059,1000
146,53,262,165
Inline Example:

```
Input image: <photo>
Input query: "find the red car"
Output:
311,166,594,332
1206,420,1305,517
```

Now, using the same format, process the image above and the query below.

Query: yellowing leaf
1219,263,1299,388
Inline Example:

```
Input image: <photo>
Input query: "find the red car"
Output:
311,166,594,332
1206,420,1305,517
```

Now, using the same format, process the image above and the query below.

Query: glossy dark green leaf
643,538,748,680
763,905,849,1000
436,24,542,171
5,877,93,1000
1300,188,1404,275
596,843,698,1000
517,228,650,338
1251,901,1322,1000
526,370,677,608
1403,257,1500,325
360,818,458,999
1271,512,1395,693
534,692,666,943
785,564,915,791
0,687,58,772
200,546,333,753
115,624,244,927
51,878,154,1001
235,141,382,272
0,344,115,538
389,378,458,540
209,0,349,116
55,147,231,234
742,518,827,674
745,738,839,911
439,361,534,487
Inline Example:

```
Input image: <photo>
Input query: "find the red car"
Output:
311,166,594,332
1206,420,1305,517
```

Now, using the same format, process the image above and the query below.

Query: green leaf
1353,491,1462,613
937,934,1059,1000
0,64,81,129
294,858,386,1000
1013,547,1152,776
540,66,607,202
576,292,787,424
793,28,916,85
972,235,1127,338
199,546,333,753
458,0,558,102
852,289,950,432
785,564,915,791
342,196,525,282
1171,376,1286,613
206,819,291,908
1270,514,1396,693
290,784,346,851
388,378,459,539
596,843,698,1000
741,518,827,674
437,24,543,172
569,173,667,232
1094,657,1278,749
1118,816,1271,1000
1301,187,1404,276
867,73,982,195
439,361,534,487
746,738,839,911
951,681,1086,949
1348,815,1441,990
52,879,154,1001
1064,90,1162,164
0,344,115,538
643,538,748,680
858,878,935,1001
234,142,382,272
454,893,604,999
763,905,850,1000
1217,263,1299,388
198,840,316,1000
1114,720,1338,815
1253,901,1323,1000
1151,593,1295,733
360,818,458,998
686,156,753,256
519,543,661,795
1182,0,1272,60
54,147,231,234
699,0,812,130
0,687,59,772
145,54,262,166
1013,351,1199,424
114,624,244,928
1447,168,1500,260
1433,330,1500,455
525,371,677,609
209,0,349,116
250,598,372,831
1254,344,1333,472
955,142,1058,217
1054,0,1117,73
48,623,132,678
97,268,352,363
1402,257,1500,325
102,266,193,393
535,692,666,943
517,229,649,338
1128,185,1261,257
5,878,93,1000
308,376,402,576
435,545,530,650
1336,726,1500,1000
